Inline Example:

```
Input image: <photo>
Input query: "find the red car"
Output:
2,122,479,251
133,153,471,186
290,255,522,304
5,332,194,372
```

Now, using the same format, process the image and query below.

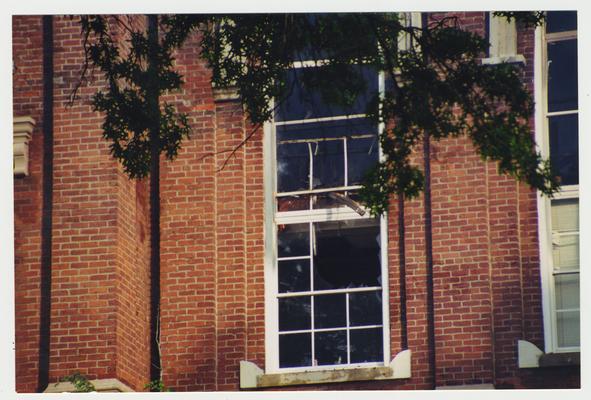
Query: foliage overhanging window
270,62,388,371
542,11,579,352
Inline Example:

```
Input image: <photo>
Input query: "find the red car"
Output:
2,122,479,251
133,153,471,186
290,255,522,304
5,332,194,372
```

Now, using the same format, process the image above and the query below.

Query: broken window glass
313,219,381,290
312,140,345,189
347,136,379,185
278,259,311,293
276,119,377,195
277,142,310,193
277,223,309,258
273,62,384,369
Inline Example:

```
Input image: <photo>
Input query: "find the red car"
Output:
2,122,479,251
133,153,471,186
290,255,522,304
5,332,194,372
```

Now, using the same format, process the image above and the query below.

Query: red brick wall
13,16,152,392
49,16,119,382
158,29,267,391
159,31,218,391
13,15,45,393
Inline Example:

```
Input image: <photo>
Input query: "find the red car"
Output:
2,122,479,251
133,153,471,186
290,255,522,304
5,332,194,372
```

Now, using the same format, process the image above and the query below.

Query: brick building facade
12,12,579,392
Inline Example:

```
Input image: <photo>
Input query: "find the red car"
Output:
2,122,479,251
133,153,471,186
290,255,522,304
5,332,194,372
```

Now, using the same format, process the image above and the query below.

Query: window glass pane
279,259,311,293
312,140,345,188
349,290,382,326
278,223,309,258
348,136,379,185
555,274,579,310
313,219,381,290
314,293,346,329
276,65,378,121
350,328,383,363
556,310,580,348
552,233,579,271
547,39,578,112
549,114,578,185
280,333,312,367
315,330,347,366
278,195,310,212
312,191,344,210
546,11,577,33
279,296,311,331
277,142,310,193
551,198,579,232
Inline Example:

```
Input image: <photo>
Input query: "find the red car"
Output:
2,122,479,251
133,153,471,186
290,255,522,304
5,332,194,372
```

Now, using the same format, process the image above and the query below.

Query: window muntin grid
276,219,384,368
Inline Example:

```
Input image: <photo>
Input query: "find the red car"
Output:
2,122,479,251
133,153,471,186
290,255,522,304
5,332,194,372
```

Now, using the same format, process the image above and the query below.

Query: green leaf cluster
80,15,193,178
80,13,559,214
144,379,172,392
58,372,96,392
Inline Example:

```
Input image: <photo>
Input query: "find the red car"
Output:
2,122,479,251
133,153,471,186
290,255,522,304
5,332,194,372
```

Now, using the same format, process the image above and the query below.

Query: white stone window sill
44,378,134,393
481,54,526,65
240,349,411,389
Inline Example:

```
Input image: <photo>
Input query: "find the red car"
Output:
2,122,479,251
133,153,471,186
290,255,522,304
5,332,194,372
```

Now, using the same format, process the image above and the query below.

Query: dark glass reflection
279,333,312,367
314,294,346,329
548,39,578,112
277,223,309,258
315,330,347,365
350,328,383,363
276,66,378,121
349,290,382,326
277,195,310,212
549,114,579,185
312,140,345,188
277,142,310,193
312,192,343,210
348,136,379,185
546,11,577,33
278,259,311,293
279,296,311,331
313,219,381,290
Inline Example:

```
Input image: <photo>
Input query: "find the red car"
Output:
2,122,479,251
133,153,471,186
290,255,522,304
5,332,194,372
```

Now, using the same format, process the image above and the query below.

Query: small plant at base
144,379,172,392
58,372,96,392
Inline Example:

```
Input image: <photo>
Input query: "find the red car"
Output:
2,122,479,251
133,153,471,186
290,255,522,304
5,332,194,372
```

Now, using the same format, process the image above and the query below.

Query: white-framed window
263,59,390,373
536,10,579,353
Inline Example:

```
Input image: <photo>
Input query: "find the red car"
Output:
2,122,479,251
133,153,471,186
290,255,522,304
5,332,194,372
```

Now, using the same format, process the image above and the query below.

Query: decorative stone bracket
13,116,35,177
240,349,411,389
518,340,580,368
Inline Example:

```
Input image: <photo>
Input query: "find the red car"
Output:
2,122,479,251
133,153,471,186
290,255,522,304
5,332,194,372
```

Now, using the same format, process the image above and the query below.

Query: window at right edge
542,11,579,351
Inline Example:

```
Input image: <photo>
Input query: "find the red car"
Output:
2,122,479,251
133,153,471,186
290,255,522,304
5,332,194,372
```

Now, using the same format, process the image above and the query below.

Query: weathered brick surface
13,15,152,392
13,15,45,393
159,31,218,391
13,12,579,392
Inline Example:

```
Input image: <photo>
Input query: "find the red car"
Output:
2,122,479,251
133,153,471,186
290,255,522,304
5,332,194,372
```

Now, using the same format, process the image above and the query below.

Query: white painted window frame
263,66,390,374
534,23,580,354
